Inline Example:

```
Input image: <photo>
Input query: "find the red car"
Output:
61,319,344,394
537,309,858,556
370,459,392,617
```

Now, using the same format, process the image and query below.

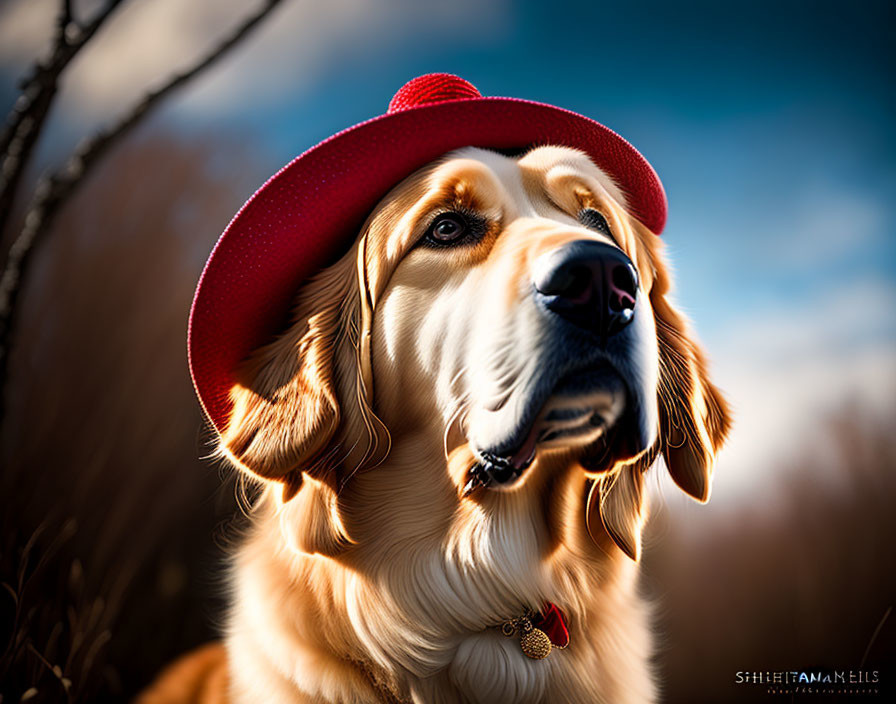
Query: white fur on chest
226,484,654,704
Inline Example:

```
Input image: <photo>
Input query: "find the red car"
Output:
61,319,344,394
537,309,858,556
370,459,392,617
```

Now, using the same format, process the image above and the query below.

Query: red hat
189,73,667,433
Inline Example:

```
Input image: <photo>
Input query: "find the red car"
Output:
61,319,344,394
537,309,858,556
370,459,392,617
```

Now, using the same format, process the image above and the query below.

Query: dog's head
219,145,730,560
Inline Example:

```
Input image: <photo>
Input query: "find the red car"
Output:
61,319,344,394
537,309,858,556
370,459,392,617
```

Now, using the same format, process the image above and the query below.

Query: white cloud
695,277,896,505
784,187,886,265
715,277,896,360
747,182,887,272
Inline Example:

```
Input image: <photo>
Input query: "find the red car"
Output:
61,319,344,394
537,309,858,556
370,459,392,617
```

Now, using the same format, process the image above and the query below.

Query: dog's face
221,145,730,559
367,146,660,489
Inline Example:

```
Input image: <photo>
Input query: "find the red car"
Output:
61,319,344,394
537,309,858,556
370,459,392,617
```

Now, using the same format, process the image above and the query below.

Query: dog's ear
586,464,647,561
220,252,357,494
648,251,731,503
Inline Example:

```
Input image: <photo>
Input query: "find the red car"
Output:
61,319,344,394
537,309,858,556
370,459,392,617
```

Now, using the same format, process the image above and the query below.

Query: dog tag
507,615,552,659
519,623,552,660
501,609,562,659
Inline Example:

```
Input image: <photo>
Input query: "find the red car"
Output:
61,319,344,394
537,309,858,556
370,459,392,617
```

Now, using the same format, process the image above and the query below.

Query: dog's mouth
465,367,630,493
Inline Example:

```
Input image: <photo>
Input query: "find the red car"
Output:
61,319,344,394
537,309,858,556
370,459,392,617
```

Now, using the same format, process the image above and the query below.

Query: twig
62,0,74,29
0,0,127,239
0,0,287,423
860,604,892,668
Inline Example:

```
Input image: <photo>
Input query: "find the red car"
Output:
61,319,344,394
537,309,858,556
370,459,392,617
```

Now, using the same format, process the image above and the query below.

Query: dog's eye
425,212,468,246
579,208,613,238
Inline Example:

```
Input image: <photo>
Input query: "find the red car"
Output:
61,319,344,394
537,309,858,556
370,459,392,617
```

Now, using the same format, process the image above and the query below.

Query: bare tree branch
61,0,74,30
0,0,287,422
0,0,127,239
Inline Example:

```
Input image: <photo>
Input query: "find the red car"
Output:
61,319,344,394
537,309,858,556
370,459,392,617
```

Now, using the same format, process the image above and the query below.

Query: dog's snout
533,240,639,339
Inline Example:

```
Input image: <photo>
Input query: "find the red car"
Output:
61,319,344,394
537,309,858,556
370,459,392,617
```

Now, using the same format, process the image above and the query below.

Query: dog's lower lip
537,411,605,443
509,422,538,469
544,407,592,422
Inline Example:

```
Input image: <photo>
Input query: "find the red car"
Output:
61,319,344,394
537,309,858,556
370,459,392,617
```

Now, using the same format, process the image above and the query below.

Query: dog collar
499,603,570,659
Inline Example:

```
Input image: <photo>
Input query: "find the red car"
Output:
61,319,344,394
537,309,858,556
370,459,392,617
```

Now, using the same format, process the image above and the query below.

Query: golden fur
142,146,729,703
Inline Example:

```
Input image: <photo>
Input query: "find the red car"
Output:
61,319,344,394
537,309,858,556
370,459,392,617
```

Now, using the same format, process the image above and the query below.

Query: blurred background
0,0,893,701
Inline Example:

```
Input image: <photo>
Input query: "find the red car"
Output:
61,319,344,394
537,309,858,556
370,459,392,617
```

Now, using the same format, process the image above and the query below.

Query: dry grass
0,130,258,702
1,130,893,702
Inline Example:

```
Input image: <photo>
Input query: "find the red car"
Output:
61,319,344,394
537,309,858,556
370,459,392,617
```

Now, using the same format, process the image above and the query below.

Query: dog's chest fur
225,460,656,704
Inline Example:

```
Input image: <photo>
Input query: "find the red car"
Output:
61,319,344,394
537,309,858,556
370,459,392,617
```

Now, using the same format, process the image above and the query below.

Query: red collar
532,602,570,648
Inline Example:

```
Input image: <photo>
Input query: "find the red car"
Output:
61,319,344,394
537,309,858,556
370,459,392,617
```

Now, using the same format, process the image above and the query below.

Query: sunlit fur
141,146,730,703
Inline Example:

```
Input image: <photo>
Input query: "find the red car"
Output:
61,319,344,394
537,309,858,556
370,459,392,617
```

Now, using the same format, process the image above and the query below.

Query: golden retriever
140,145,730,703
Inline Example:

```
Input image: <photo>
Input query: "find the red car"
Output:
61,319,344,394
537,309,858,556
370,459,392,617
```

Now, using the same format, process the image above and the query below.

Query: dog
140,143,730,703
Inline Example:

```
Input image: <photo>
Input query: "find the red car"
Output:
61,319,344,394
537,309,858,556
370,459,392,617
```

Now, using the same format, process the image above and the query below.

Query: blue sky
2,0,894,500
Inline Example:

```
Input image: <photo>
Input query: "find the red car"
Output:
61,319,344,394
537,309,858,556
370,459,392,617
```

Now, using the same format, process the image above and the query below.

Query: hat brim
188,96,667,433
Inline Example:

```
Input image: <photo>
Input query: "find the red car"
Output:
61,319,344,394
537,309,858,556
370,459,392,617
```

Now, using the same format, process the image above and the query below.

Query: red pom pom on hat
388,73,482,113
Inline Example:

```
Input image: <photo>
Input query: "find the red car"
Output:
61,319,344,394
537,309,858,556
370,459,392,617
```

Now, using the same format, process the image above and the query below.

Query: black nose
533,240,639,340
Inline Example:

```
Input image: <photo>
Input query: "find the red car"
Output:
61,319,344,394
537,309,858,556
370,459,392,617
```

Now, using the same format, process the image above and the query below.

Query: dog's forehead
436,145,627,208
439,146,521,184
